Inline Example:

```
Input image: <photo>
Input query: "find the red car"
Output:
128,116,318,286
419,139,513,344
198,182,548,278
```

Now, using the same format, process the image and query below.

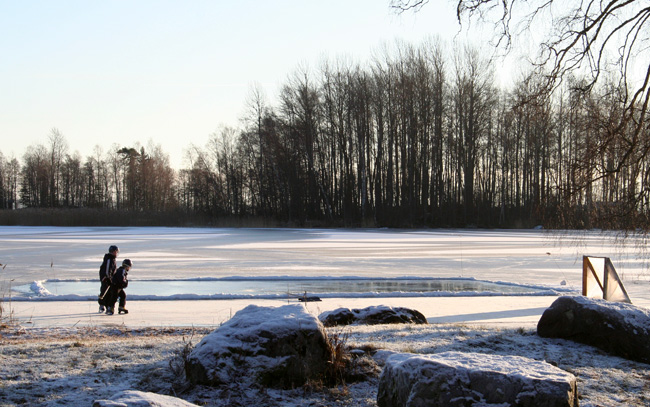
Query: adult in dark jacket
98,245,118,313
106,258,132,315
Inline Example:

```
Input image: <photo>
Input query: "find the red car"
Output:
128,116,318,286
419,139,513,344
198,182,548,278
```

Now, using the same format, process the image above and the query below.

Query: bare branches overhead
390,0,429,12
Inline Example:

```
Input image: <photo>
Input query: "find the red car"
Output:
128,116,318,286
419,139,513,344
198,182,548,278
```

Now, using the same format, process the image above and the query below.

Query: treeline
1,40,649,229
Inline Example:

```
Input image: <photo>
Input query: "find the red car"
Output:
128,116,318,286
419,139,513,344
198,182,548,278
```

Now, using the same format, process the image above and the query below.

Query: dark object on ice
185,304,332,388
377,351,578,407
537,295,650,364
319,305,427,327
292,291,322,302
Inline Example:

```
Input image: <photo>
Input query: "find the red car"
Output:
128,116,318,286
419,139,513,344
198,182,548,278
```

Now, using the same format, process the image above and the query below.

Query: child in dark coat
106,259,132,315
98,245,118,313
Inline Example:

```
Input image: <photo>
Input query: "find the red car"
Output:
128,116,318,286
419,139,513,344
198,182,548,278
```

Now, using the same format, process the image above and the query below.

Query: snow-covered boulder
185,304,332,388
319,305,427,327
537,295,650,363
93,390,199,407
377,352,578,407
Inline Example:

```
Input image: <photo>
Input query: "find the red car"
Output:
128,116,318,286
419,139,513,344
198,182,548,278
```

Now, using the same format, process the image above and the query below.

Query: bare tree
7,157,20,209
279,67,331,222
208,126,243,215
242,84,276,217
47,128,68,207
0,154,20,209
20,144,49,207
60,152,83,207
451,45,496,224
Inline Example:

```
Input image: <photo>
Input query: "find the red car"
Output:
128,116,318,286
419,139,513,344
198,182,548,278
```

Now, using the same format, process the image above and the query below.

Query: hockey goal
582,256,632,303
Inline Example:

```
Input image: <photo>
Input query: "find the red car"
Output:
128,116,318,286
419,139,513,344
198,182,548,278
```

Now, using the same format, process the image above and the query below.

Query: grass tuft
323,330,352,386
167,333,195,395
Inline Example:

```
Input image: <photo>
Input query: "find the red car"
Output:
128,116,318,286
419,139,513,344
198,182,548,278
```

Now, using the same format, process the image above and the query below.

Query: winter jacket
99,253,117,283
111,266,129,289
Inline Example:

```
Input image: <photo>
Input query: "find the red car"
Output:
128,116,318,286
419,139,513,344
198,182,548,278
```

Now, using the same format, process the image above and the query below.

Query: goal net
582,256,632,303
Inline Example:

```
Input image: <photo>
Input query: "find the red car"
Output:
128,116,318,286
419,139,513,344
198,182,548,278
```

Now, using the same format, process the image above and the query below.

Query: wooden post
582,256,588,296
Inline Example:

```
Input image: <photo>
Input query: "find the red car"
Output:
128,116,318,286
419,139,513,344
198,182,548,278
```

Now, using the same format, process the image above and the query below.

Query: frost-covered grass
1,323,649,407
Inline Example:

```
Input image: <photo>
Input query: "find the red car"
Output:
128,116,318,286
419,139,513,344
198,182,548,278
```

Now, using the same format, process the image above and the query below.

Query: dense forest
0,40,648,229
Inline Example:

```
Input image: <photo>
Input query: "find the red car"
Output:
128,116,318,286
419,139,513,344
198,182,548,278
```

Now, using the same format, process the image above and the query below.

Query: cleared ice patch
11,276,567,301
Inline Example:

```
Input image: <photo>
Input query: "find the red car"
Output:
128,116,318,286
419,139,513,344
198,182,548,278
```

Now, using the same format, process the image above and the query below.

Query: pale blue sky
1,0,464,169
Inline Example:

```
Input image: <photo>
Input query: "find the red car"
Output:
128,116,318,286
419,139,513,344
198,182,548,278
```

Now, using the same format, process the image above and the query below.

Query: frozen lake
2,226,648,305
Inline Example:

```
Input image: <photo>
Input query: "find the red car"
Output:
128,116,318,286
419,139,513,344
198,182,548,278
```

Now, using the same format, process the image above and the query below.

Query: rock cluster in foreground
377,351,578,407
538,295,650,363
319,305,427,327
184,304,332,388
96,300,612,406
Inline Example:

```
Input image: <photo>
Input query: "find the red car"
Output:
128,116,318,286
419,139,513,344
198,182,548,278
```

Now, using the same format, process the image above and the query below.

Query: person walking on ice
98,245,118,313
106,259,132,315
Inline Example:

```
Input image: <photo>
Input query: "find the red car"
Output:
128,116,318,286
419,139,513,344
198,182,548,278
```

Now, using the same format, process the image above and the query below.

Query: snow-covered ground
1,227,650,406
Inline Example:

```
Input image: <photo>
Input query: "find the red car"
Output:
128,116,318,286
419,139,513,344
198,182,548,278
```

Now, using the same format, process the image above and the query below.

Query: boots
105,307,114,315
118,307,128,314
99,305,105,313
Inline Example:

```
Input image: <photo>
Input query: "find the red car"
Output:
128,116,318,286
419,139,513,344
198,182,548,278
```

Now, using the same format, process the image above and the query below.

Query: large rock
377,351,578,407
537,295,650,363
319,305,427,327
185,304,332,388
93,390,199,407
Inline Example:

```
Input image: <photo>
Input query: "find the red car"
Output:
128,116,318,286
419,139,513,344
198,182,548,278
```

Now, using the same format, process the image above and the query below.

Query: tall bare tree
20,144,49,207
60,152,83,207
0,154,20,209
451,46,496,224
47,128,68,207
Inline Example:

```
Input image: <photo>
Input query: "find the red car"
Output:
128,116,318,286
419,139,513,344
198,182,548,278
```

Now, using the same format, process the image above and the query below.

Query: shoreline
7,296,558,330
